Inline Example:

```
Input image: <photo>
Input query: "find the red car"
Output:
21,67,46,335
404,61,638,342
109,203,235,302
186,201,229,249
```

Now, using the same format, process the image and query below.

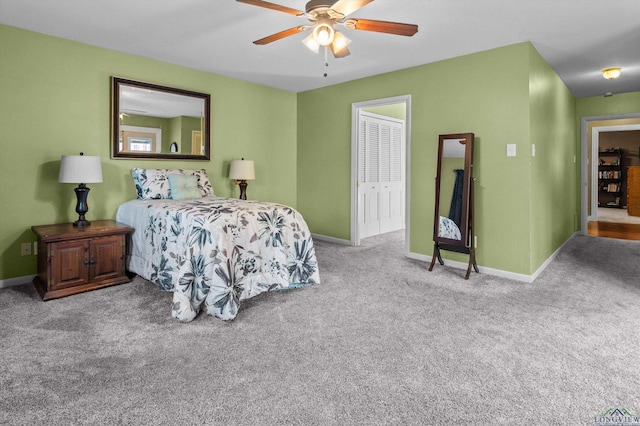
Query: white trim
580,113,640,234
311,233,350,246
0,274,36,289
407,233,578,283
351,95,412,252
591,123,640,220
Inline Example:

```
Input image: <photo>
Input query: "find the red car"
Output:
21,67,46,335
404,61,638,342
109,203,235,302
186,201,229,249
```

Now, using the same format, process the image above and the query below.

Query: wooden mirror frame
429,132,478,278
111,77,211,160
432,133,474,246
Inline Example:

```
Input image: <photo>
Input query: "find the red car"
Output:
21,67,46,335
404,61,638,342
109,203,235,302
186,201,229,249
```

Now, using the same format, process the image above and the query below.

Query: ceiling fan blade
329,0,373,17
346,18,418,36
253,26,306,45
236,0,304,16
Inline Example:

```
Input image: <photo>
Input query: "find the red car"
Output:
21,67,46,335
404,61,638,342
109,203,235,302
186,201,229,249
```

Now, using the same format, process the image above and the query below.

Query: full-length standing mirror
111,77,211,160
428,132,478,279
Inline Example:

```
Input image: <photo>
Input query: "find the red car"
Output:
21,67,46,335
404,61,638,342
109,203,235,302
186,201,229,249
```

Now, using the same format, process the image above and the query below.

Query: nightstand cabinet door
90,235,125,282
50,239,91,290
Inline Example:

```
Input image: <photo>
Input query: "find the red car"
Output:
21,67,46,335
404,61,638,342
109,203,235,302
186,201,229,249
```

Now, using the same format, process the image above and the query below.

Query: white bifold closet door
357,112,405,239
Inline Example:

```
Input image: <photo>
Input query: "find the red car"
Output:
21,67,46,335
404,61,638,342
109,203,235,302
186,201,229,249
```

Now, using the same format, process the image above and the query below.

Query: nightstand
32,220,132,301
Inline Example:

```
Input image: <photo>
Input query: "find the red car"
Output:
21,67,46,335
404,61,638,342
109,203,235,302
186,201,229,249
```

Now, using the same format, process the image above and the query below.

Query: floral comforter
116,197,320,321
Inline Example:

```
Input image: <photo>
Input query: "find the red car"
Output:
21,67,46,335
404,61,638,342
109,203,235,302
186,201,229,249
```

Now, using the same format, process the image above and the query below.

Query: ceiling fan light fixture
332,31,350,51
302,32,320,53
602,67,621,80
330,30,351,57
313,21,335,46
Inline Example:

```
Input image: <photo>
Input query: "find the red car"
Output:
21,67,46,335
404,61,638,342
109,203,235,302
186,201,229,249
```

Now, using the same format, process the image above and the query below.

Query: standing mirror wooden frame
428,132,478,279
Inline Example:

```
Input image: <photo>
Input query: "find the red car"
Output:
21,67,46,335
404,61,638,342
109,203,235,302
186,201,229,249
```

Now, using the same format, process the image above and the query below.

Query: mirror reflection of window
129,137,152,152
120,125,161,153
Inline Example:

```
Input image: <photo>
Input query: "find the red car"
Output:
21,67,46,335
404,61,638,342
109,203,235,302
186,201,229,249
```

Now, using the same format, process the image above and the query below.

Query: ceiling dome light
602,67,622,80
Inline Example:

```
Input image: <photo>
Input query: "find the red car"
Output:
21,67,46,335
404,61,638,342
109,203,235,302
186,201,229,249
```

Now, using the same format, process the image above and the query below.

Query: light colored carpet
1,232,639,425
597,207,640,224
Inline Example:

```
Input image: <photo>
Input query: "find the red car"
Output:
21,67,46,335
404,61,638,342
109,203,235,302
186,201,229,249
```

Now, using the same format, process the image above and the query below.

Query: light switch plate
507,144,516,157
532,144,536,157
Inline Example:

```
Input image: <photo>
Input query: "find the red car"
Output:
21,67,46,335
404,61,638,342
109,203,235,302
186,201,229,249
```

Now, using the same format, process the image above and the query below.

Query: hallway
587,207,640,240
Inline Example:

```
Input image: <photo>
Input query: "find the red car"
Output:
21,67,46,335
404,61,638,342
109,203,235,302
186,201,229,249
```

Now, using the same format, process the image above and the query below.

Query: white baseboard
406,232,578,283
311,233,351,246
527,232,578,282
0,274,36,289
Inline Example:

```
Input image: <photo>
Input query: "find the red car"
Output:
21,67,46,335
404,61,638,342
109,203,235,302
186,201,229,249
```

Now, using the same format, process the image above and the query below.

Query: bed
115,168,320,322
438,216,462,240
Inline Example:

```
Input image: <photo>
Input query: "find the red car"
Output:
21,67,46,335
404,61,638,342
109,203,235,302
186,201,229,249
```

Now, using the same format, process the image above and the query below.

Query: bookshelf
598,148,623,208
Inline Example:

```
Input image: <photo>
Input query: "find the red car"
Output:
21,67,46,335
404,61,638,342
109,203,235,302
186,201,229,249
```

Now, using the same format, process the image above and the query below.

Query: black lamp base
73,218,91,227
73,184,91,227
237,180,248,200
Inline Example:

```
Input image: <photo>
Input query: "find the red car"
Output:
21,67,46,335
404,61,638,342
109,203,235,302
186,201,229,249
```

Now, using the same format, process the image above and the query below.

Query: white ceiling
1,0,639,97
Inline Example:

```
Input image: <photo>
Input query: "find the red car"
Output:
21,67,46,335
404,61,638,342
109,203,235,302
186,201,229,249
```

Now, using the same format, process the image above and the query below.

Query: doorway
581,113,640,240
351,95,411,248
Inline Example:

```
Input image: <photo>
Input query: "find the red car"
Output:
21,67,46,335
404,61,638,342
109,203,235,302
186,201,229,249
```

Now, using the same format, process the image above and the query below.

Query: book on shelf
605,183,620,192
598,170,621,179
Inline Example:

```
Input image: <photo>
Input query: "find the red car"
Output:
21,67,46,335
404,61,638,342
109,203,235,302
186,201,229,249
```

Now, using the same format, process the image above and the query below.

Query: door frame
350,95,411,248
580,112,640,233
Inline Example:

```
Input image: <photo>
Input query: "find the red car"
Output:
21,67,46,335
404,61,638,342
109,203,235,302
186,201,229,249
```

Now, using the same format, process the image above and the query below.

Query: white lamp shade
58,155,103,183
229,159,255,180
302,33,320,53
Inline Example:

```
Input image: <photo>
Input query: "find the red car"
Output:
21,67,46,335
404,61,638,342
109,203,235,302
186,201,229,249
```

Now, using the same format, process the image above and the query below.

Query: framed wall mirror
111,77,211,160
429,132,478,278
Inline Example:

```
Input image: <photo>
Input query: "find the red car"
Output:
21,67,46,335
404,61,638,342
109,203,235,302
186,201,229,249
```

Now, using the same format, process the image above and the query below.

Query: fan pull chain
323,46,329,78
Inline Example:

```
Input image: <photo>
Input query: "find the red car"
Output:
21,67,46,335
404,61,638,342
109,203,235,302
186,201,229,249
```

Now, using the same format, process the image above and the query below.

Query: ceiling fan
237,0,418,58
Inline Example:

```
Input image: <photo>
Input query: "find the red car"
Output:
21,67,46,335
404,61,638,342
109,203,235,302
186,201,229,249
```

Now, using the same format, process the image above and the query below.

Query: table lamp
58,152,103,227
229,158,255,200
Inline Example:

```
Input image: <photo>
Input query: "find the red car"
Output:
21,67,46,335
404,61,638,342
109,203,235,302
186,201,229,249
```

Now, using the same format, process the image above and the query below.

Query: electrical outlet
21,243,32,256
474,236,478,247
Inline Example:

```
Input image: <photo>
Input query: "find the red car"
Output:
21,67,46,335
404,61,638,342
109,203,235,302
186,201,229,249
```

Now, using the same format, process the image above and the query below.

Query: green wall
2,23,635,282
528,46,577,273
363,104,406,120
0,24,297,281
576,92,640,119
297,42,577,275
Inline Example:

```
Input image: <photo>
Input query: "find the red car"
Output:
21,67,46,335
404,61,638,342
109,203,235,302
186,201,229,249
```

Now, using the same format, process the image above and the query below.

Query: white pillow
131,168,171,200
